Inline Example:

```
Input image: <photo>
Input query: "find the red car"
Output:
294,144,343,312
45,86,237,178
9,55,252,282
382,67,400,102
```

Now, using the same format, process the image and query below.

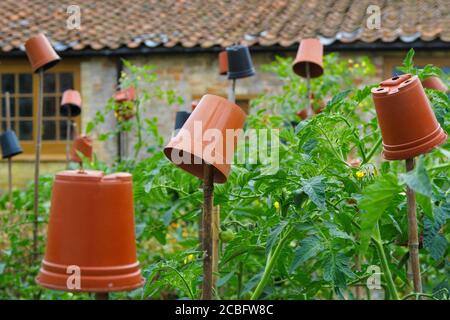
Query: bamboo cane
405,158,423,294
95,292,109,300
65,108,72,167
33,69,44,260
5,92,13,214
201,164,214,300
306,63,313,117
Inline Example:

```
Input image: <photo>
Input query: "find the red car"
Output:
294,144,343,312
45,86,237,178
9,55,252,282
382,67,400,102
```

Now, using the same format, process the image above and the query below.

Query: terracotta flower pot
164,94,246,183
218,50,228,75
36,170,144,292
0,130,23,159
292,38,324,78
175,111,191,130
60,90,82,117
421,76,448,93
371,74,448,160
70,135,93,163
24,33,61,73
113,87,136,103
226,45,256,80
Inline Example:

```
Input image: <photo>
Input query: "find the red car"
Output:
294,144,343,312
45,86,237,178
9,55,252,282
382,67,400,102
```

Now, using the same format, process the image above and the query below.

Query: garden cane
201,164,214,300
5,92,13,214
305,63,313,117
66,108,72,166
371,74,447,297
405,158,422,293
33,68,44,259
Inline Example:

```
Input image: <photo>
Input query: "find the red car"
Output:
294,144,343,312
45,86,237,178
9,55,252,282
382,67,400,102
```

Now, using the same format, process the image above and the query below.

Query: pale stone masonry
0,50,448,190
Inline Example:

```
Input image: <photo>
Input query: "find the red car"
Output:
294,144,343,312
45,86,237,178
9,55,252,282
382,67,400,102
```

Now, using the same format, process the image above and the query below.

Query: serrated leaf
399,157,432,198
290,236,324,272
324,221,354,241
359,174,401,254
301,176,326,210
424,202,449,260
321,252,355,288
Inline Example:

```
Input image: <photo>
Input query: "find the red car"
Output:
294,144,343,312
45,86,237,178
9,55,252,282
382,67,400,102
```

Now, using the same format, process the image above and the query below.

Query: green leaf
290,236,324,272
321,252,355,288
217,271,235,287
301,176,326,210
424,202,449,260
359,174,401,254
399,157,433,198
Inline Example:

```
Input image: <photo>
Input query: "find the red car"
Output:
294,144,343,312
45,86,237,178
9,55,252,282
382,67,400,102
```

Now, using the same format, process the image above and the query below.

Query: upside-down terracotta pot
218,50,228,75
70,135,93,163
175,111,191,130
296,109,308,120
371,74,448,160
0,130,23,158
24,33,61,73
164,94,246,183
292,38,324,78
226,45,256,80
60,90,82,117
421,76,448,93
114,87,136,103
36,170,144,292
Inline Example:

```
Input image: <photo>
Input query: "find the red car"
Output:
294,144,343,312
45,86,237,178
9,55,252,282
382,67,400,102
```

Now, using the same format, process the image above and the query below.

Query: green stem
164,266,195,300
250,227,292,300
134,99,144,159
373,224,399,300
362,136,382,165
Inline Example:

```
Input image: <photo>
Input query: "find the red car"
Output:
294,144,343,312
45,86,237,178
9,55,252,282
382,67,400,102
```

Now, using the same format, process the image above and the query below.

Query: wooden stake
405,158,422,294
5,92,13,214
212,205,220,285
306,63,313,117
95,292,109,300
65,108,72,167
201,164,214,300
33,69,44,260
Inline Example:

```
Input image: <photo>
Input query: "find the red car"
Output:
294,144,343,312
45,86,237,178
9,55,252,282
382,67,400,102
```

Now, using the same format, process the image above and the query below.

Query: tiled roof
0,0,449,53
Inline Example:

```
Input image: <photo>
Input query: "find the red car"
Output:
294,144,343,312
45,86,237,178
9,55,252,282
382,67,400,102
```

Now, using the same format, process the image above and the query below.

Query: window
0,60,80,160
193,94,254,114
383,56,449,78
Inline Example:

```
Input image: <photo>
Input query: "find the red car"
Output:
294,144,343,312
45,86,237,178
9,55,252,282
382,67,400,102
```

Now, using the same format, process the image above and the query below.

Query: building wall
0,49,448,192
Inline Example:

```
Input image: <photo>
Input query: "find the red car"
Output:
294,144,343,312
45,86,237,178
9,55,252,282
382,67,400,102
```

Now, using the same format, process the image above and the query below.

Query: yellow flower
274,201,280,209
184,254,195,264
348,59,354,64
354,63,360,68
356,171,366,179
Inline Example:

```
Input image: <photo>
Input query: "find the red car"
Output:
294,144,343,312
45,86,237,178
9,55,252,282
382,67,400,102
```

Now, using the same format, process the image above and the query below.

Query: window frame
0,59,81,161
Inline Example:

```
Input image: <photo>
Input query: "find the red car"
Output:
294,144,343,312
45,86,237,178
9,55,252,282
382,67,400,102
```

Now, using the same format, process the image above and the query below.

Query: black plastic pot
0,130,23,159
226,45,255,80
175,111,191,130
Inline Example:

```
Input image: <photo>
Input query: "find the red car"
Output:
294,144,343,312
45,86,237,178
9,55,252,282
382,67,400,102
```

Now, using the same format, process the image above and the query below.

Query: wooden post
212,205,220,285
33,69,44,260
65,108,72,167
306,63,313,117
405,158,422,294
5,92,13,214
201,164,214,300
95,292,109,300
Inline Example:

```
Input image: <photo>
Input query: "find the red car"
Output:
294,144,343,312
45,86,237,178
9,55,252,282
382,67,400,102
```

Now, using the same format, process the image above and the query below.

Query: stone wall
0,49,448,191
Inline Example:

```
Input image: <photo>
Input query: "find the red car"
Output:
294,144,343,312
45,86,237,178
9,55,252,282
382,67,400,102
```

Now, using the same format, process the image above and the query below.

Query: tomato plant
0,50,448,300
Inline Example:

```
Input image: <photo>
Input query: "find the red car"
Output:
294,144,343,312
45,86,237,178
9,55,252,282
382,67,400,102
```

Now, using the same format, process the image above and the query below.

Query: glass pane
19,97,33,116
44,73,56,93
43,120,56,140
60,73,74,92
1,74,15,93
2,120,16,132
43,97,56,116
1,97,16,117
19,73,32,93
19,120,33,140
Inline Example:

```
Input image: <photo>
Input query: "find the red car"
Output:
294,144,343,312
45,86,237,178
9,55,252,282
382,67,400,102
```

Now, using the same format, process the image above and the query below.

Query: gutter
0,40,448,58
